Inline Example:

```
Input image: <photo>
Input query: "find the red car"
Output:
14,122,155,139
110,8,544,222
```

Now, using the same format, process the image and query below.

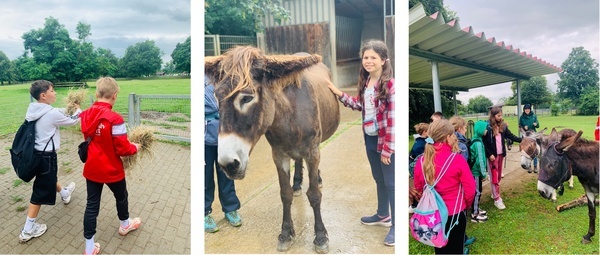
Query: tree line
409,0,599,129
0,17,191,85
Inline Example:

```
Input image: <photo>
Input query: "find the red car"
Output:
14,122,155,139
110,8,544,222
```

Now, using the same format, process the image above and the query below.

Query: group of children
410,106,529,254
19,77,141,255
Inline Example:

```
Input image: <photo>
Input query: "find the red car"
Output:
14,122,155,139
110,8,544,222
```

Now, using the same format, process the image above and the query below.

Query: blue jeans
364,134,395,226
205,145,241,216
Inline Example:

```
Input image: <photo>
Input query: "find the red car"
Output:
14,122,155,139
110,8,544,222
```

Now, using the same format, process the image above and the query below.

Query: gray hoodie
25,102,81,151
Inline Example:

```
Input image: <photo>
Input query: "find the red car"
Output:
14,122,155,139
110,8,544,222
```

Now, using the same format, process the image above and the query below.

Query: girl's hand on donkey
326,80,342,97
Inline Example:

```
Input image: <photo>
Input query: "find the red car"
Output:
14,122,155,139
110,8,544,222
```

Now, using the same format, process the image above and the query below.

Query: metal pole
453,91,458,116
383,0,386,44
431,61,442,112
135,96,141,126
516,79,522,135
128,93,135,128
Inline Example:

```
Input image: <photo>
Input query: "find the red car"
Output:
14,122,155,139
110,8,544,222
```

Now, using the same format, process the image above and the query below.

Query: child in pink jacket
413,119,476,255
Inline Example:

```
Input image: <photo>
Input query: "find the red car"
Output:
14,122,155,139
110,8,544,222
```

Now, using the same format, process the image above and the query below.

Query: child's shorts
30,151,58,205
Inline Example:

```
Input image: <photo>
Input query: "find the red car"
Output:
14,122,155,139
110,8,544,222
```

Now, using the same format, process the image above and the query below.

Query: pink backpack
410,153,463,248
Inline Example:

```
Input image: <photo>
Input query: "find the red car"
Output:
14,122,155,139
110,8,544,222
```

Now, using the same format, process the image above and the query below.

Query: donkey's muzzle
219,159,245,180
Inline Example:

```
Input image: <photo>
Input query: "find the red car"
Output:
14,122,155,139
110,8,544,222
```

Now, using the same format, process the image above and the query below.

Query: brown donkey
538,128,599,244
205,46,340,253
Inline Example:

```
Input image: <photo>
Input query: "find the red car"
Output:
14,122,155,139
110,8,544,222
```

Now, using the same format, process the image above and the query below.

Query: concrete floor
204,88,395,254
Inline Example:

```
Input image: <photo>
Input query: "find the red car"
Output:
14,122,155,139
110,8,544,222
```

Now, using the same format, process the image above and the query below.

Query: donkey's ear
557,130,583,151
538,127,548,134
263,54,322,78
205,56,224,82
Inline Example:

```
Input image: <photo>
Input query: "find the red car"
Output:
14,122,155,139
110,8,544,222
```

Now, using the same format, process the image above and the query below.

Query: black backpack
9,119,52,182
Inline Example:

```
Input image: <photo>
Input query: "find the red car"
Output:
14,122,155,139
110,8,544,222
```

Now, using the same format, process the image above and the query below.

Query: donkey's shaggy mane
208,46,323,99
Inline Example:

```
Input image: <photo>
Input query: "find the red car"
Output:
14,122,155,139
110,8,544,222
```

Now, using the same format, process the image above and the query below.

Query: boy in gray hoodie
19,80,81,243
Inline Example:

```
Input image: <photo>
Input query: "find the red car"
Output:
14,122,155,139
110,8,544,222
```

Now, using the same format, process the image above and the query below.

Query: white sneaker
408,206,415,214
61,182,76,204
470,213,488,223
19,223,47,243
494,199,506,210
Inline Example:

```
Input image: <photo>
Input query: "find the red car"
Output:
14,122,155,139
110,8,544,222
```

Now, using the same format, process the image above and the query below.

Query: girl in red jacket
79,77,140,255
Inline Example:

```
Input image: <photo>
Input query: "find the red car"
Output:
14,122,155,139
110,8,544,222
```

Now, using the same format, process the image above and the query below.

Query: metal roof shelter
409,3,561,114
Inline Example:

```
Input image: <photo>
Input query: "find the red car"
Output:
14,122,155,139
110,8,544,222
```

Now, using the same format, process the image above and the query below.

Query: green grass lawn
407,114,599,253
0,78,190,137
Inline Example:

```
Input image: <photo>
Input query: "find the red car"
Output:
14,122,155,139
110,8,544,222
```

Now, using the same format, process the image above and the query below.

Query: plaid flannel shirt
338,78,395,158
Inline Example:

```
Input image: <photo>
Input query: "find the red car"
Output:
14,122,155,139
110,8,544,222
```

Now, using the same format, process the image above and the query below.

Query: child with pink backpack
411,119,476,254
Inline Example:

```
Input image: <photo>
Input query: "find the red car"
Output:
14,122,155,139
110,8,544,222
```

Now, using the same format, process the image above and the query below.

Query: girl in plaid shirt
327,40,395,246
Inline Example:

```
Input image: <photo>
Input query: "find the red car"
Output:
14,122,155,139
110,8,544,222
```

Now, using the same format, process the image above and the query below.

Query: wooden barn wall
265,23,332,69
385,16,395,72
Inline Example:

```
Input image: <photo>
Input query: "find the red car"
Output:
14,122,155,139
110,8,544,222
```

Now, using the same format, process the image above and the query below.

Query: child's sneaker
464,236,476,246
494,199,506,210
205,214,218,233
61,182,76,204
478,209,487,216
118,217,141,236
383,225,395,246
225,210,242,227
471,213,488,223
19,223,47,243
360,214,392,227
84,242,101,255
408,206,415,214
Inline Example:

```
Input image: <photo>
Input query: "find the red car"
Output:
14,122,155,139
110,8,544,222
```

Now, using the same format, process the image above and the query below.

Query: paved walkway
204,88,396,254
0,128,190,254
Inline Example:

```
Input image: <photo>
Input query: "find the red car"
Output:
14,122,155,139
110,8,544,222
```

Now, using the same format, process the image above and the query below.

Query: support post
431,61,442,112
453,91,458,116
516,79,522,135
128,93,136,128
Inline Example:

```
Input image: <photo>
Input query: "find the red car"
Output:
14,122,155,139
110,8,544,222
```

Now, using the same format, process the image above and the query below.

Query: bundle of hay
122,126,157,171
64,88,88,115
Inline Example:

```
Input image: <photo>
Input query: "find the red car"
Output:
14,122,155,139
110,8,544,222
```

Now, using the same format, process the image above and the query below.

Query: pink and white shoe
118,217,142,236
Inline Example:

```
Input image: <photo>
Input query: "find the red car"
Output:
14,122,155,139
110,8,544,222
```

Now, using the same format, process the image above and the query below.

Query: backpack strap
432,153,457,186
41,134,55,153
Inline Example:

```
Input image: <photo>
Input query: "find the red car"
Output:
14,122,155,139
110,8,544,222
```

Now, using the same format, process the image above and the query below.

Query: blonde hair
414,123,429,135
449,116,466,131
423,119,459,185
96,77,120,99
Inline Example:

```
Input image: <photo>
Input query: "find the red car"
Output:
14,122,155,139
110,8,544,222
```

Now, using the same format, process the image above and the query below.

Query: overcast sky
0,0,190,64
443,0,599,105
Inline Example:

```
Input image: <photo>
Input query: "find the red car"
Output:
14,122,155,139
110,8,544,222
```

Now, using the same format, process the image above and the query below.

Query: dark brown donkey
538,128,599,244
205,46,340,253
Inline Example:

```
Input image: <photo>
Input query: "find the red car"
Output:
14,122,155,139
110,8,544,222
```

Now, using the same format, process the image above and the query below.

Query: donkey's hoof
318,182,323,188
293,189,302,197
277,237,295,251
313,236,329,254
581,237,592,244
314,241,329,254
569,185,574,189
